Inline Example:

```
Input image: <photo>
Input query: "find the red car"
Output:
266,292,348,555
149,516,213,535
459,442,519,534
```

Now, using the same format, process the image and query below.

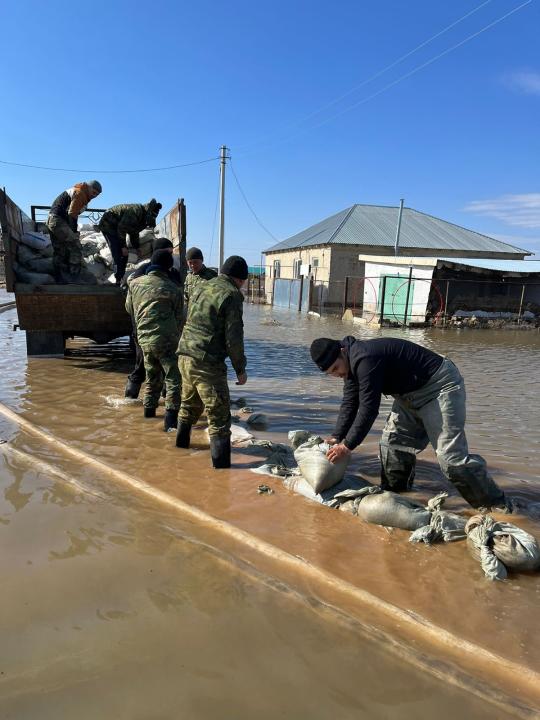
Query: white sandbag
131,228,155,260
21,231,51,251
333,486,431,530
84,256,113,284
292,434,350,494
99,245,114,267
409,492,467,544
13,262,55,285
80,232,108,257
465,515,540,580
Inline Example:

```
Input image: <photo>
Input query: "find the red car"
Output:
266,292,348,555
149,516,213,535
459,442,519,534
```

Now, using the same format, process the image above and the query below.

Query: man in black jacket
310,336,508,510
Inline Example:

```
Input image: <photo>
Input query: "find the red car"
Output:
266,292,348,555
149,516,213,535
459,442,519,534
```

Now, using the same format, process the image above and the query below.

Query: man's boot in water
164,409,178,432
143,407,156,418
175,422,191,448
125,379,141,399
210,436,231,469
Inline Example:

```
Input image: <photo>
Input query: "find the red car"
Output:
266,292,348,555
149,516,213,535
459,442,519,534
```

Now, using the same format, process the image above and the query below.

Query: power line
301,0,532,135
237,0,531,154
236,0,494,153
0,156,219,174
228,159,279,243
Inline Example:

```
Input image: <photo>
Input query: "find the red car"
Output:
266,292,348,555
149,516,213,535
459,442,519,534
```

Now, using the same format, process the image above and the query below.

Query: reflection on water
0,447,498,720
0,303,539,717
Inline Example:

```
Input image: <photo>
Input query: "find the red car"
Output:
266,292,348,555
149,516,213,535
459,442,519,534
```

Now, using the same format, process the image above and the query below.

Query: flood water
1,298,539,718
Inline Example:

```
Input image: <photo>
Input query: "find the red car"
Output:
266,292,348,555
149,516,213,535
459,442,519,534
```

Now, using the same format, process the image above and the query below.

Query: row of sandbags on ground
238,428,540,581
12,227,158,285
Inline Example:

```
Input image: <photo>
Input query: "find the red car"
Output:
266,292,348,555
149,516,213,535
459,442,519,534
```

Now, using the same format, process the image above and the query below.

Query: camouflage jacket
184,265,218,305
178,274,246,374
99,204,148,249
125,270,183,351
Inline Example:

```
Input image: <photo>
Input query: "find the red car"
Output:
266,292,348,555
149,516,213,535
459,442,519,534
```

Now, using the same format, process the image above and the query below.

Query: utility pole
218,145,228,269
394,198,404,257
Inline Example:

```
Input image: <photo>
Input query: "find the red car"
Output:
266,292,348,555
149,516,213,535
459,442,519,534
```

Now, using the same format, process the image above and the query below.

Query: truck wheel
25,331,65,356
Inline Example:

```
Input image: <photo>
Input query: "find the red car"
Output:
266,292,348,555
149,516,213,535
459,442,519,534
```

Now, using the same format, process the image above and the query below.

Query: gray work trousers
379,358,506,509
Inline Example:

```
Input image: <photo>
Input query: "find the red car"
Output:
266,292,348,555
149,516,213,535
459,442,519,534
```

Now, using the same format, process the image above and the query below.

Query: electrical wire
0,156,219,174
236,0,532,155
228,159,279,243
236,0,495,152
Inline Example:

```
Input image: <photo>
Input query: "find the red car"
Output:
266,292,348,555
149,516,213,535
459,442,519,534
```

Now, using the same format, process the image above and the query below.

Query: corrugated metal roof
437,257,540,274
264,204,530,256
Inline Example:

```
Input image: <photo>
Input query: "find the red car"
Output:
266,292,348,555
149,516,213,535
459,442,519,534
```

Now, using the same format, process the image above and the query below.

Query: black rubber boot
143,407,156,418
164,409,178,432
210,436,231,469
175,422,192,448
125,379,141,399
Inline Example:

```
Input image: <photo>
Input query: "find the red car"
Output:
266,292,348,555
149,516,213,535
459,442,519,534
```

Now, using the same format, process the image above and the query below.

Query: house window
311,257,319,268
273,259,281,279
293,259,302,279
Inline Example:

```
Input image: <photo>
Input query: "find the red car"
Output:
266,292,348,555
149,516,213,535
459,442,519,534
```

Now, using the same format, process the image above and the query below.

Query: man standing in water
183,247,217,308
310,336,509,511
126,249,183,432
176,255,248,469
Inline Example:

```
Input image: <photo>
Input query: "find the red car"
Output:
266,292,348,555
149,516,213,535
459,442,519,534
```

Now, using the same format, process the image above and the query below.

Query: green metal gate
378,275,415,323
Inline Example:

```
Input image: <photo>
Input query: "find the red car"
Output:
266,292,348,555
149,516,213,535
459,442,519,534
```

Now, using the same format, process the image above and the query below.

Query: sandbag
21,231,51,251
84,256,112,284
13,262,55,285
333,486,431,530
17,241,53,261
80,232,108,257
131,229,155,260
292,434,350,494
17,245,54,274
409,493,467,544
465,515,540,580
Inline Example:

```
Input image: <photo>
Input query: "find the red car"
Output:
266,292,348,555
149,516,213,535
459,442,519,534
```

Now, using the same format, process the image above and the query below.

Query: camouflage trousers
46,215,83,276
178,355,231,438
142,346,181,411
379,358,506,509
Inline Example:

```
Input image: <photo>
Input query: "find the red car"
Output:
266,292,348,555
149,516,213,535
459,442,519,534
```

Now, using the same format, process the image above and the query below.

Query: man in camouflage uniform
46,180,102,283
184,247,217,308
99,199,162,284
176,255,248,469
125,249,183,432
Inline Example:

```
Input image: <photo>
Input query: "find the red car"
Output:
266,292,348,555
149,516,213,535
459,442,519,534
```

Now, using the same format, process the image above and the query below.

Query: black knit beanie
186,246,203,261
310,338,342,371
221,255,248,280
153,237,173,251
150,248,173,270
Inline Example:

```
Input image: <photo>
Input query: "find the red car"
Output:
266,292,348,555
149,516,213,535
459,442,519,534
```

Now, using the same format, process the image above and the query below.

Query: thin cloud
503,71,540,95
464,194,540,229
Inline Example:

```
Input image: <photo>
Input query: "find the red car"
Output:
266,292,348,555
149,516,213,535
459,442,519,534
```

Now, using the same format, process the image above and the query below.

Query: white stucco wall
363,261,435,322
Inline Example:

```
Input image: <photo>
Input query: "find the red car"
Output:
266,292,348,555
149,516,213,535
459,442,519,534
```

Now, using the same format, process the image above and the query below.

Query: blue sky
1,0,539,264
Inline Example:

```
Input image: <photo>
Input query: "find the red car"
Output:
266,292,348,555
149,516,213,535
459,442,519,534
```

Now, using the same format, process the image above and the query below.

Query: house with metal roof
263,203,537,321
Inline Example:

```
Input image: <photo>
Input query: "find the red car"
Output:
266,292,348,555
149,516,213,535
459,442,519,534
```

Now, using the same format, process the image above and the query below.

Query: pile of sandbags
80,230,112,284
80,228,157,284
14,231,55,284
465,514,540,580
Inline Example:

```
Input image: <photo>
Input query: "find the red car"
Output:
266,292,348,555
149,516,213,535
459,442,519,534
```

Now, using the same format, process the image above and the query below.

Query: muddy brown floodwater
0,299,539,719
